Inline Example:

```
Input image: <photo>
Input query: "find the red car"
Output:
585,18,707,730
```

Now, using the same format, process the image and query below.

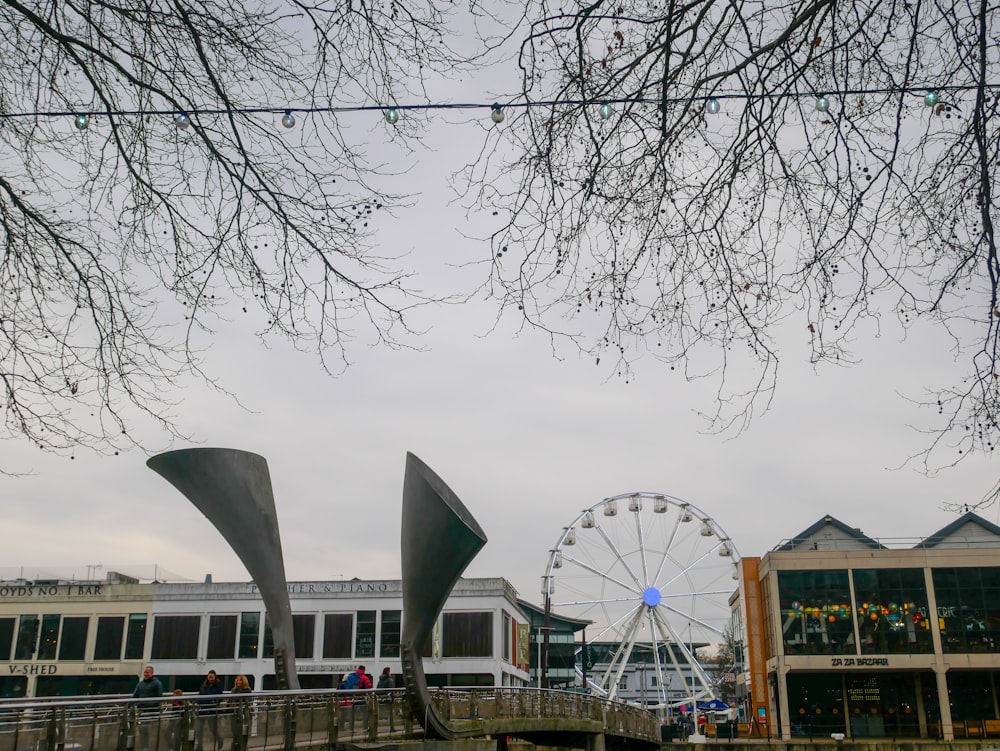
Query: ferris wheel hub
642,586,662,606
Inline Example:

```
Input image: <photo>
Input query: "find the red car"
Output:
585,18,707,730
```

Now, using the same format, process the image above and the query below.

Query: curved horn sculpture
400,452,488,738
147,448,299,689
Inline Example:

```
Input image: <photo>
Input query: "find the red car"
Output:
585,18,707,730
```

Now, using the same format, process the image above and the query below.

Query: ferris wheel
542,492,740,709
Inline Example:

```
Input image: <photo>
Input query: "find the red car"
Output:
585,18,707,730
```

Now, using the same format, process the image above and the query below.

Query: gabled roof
775,514,886,552
918,511,1000,549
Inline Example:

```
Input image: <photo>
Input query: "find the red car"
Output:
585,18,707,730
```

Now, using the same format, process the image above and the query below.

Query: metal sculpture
400,452,488,739
146,448,299,689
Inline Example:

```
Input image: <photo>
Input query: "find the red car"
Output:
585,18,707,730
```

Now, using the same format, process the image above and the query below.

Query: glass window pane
323,614,353,659
932,567,1000,653
124,614,147,660
442,612,492,658
380,611,401,658
0,618,14,662
37,614,60,660
94,617,125,661
854,568,933,654
263,614,274,659
356,611,375,658
58,617,89,661
238,612,260,659
151,615,200,659
207,615,237,660
293,614,315,659
777,570,854,655
15,615,39,660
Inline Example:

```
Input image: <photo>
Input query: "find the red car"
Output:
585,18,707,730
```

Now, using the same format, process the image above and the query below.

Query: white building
0,574,531,697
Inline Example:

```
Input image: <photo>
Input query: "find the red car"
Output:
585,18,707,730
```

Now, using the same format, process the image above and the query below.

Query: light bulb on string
490,103,505,123
384,108,399,124
599,102,613,120
705,97,720,115
174,112,190,130
74,114,89,130
924,91,939,107
281,110,295,129
816,95,830,112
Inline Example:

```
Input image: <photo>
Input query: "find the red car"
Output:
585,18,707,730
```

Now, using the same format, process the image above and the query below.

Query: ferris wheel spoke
590,521,644,591
586,601,645,645
633,499,651,589
651,607,718,701
657,545,719,592
660,588,737,599
659,602,728,638
600,605,646,699
648,608,692,707
558,551,640,594
653,513,686,585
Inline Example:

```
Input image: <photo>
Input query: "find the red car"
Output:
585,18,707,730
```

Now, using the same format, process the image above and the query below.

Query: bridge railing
0,688,412,751
430,687,660,742
0,686,659,751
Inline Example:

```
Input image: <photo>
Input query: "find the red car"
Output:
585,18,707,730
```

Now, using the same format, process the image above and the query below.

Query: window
356,611,376,658
380,611,401,658
0,618,14,661
238,612,260,659
293,614,316,659
124,614,147,660
854,568,933,654
323,614,353,659
207,615,238,660
442,612,492,658
94,617,125,661
58,617,89,661
502,611,511,662
776,570,854,655
263,614,274,658
15,615,39,660
37,614,60,660
151,615,200,659
932,566,1000,653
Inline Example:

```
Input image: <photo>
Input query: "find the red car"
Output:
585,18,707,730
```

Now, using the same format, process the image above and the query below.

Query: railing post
120,705,137,751
180,702,197,751
282,696,296,751
367,693,378,741
327,696,339,750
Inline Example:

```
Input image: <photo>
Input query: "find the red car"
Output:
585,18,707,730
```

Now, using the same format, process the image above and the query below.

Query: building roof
774,514,886,552
917,511,1000,549
517,598,592,632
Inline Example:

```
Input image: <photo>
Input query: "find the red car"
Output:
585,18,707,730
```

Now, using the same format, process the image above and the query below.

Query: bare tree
698,625,738,704
469,0,999,500
0,0,483,459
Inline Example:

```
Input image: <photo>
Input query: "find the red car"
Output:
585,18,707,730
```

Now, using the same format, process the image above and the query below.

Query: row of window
0,610,495,662
776,567,1000,656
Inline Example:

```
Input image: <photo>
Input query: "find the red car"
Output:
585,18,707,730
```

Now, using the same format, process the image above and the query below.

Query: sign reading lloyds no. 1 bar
830,657,890,667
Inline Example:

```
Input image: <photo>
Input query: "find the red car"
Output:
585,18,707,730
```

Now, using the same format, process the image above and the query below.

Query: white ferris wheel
542,492,740,709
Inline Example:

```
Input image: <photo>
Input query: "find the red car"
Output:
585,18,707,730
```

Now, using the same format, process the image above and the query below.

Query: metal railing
0,688,411,751
0,686,660,751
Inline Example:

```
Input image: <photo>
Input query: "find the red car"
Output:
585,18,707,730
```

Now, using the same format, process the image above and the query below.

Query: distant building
734,512,1000,740
0,576,530,697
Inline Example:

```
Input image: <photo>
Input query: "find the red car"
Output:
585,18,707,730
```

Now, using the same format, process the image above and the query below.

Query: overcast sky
2,35,998,611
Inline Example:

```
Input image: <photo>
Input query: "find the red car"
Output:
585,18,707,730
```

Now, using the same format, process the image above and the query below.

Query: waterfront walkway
0,686,660,751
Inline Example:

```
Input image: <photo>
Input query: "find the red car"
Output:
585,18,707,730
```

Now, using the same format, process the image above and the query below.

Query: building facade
0,575,531,698
735,512,1000,740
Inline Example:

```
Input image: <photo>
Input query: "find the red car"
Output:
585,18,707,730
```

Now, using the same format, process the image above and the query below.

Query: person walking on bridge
196,670,224,751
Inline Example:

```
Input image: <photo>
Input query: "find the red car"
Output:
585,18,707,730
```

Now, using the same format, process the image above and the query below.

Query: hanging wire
0,83,995,122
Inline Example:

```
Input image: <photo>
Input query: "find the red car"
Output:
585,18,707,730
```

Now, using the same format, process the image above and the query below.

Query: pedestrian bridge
0,687,661,751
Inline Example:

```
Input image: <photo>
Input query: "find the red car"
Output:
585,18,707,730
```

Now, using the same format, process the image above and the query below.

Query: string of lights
1,83,997,130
